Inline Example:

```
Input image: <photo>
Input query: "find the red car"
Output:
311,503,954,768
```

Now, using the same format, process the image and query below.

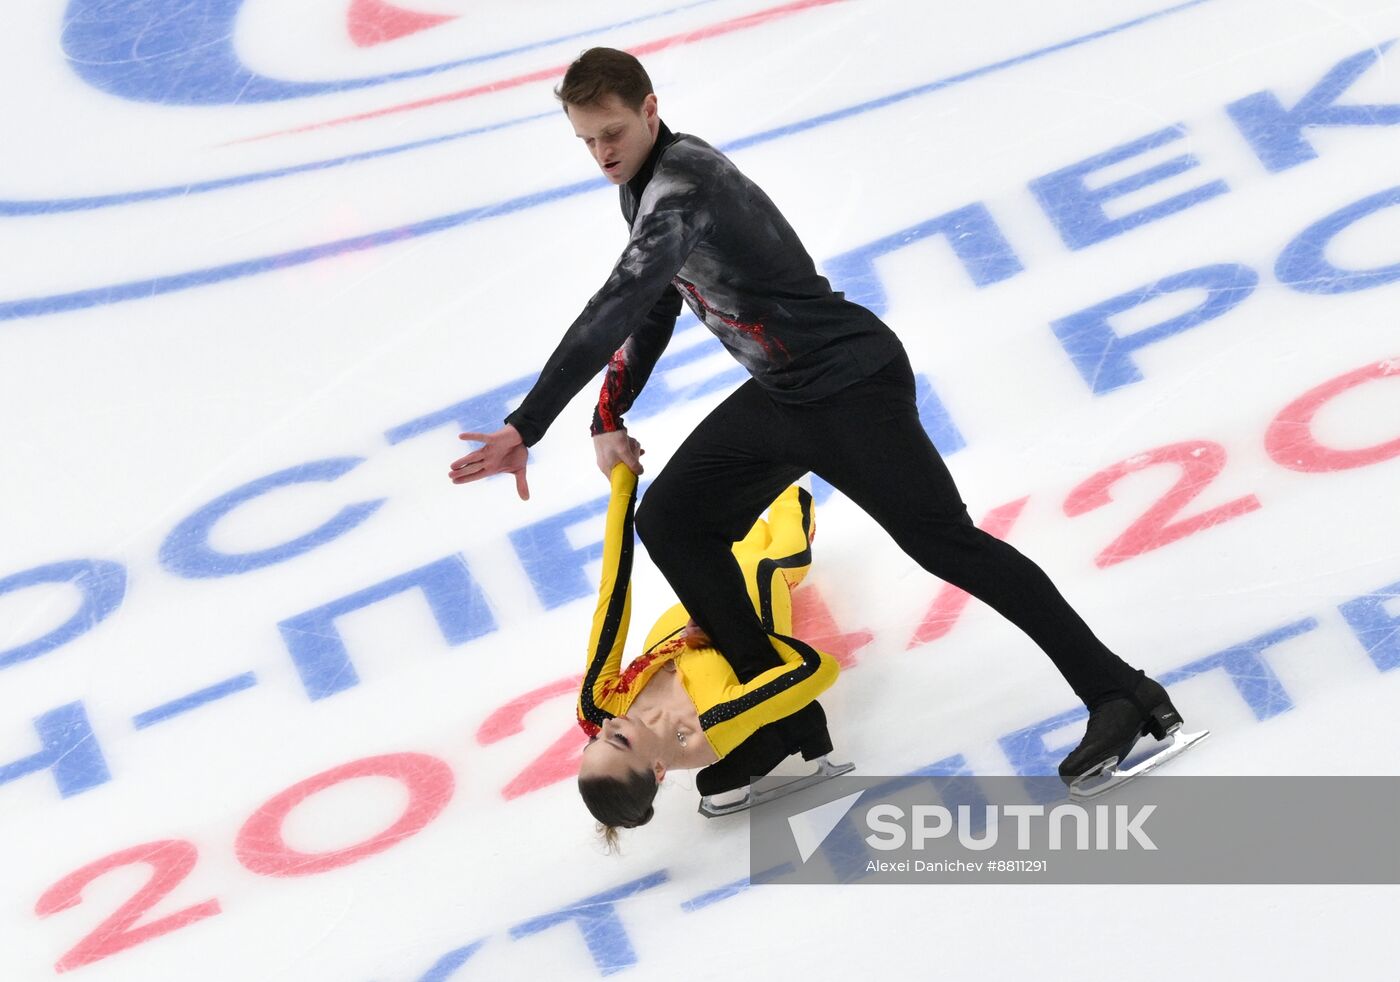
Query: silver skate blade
698,756,855,818
1069,728,1210,799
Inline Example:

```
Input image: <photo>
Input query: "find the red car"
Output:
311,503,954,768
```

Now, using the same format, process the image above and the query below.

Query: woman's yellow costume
576,464,838,759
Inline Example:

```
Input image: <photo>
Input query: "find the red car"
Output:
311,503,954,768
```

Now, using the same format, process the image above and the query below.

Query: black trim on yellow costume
697,631,824,729
644,623,686,654
578,466,838,758
577,485,635,730
755,487,813,632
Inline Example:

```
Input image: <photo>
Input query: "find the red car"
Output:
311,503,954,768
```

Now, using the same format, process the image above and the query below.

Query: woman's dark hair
554,47,654,111
578,768,659,853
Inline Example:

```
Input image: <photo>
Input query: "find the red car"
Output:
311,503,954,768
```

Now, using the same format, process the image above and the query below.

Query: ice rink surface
3,0,1400,978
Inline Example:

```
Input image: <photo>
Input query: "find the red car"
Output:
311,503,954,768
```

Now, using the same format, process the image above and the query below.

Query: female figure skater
576,463,838,847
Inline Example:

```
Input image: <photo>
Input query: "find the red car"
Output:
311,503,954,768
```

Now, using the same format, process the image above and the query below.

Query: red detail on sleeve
596,348,629,432
678,281,789,360
347,0,457,47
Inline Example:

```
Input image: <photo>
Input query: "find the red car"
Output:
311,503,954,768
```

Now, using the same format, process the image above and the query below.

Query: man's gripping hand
593,428,645,478
450,425,530,500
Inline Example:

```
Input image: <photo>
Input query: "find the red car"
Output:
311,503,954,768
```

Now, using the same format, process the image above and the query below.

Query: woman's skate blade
1068,727,1210,799
698,756,855,818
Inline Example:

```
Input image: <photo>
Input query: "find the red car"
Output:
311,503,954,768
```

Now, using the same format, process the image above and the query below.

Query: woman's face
579,715,667,784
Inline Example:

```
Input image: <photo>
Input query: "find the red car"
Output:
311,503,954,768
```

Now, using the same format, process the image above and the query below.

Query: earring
675,729,687,747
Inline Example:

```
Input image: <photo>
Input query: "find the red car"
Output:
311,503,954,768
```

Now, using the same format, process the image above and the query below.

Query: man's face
566,93,659,185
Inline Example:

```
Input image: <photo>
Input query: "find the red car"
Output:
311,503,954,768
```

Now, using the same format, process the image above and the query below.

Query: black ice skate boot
1057,675,1205,795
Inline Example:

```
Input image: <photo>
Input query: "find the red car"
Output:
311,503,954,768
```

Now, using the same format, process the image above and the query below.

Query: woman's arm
576,464,640,731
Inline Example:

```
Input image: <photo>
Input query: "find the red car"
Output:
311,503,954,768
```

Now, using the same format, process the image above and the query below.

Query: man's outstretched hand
593,428,645,477
450,425,530,500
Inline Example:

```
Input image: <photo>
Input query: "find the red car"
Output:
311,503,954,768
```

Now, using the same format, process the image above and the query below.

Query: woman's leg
729,484,815,637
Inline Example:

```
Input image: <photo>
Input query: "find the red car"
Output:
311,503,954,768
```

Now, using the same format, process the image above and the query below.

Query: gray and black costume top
504,121,901,445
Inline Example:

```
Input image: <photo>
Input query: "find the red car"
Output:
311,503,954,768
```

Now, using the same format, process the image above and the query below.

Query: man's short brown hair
554,48,654,111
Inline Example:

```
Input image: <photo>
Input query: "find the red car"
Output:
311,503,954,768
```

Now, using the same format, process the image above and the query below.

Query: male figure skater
449,48,1200,789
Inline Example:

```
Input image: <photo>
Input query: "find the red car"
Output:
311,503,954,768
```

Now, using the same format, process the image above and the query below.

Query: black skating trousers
634,345,1145,707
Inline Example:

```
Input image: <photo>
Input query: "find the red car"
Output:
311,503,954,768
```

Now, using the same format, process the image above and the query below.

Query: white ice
3,1,1399,979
